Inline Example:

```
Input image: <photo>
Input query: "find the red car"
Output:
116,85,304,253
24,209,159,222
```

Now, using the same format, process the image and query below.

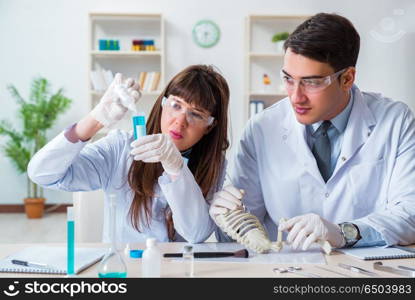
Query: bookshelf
244,15,310,122
88,13,165,136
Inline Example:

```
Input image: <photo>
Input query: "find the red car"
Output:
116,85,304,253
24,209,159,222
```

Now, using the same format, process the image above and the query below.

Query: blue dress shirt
306,89,386,247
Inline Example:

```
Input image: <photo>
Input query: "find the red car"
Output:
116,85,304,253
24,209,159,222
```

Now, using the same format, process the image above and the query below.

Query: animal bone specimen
215,209,332,255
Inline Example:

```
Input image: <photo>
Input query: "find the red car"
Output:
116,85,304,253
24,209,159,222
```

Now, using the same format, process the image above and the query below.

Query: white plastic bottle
141,238,161,277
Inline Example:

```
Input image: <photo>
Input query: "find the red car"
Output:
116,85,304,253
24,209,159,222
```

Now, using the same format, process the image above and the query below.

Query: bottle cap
130,249,144,258
146,237,157,248
133,114,146,126
183,245,193,253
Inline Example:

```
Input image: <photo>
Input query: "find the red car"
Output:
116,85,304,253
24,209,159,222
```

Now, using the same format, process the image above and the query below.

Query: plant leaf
3,140,31,173
7,85,26,105
30,77,49,104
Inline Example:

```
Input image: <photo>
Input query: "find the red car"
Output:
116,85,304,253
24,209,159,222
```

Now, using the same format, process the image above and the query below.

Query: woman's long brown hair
127,65,230,240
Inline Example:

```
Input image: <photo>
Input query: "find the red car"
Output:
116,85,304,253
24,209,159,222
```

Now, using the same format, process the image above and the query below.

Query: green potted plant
0,77,72,218
272,31,290,54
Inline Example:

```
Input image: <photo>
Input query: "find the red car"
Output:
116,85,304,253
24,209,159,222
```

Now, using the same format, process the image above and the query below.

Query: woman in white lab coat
28,65,230,244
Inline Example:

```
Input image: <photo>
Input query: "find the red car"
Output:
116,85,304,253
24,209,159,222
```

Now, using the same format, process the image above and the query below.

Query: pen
11,259,51,269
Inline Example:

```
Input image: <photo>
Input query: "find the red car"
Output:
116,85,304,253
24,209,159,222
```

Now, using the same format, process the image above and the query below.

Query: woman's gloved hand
90,73,141,127
130,134,184,176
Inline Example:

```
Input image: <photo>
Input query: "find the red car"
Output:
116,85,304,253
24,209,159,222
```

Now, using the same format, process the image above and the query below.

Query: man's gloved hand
90,73,141,127
279,213,346,250
130,134,183,176
209,185,244,224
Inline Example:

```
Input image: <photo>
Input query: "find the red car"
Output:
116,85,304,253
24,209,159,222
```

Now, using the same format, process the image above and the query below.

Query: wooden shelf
245,14,310,122
89,13,164,136
90,13,162,19
91,50,162,57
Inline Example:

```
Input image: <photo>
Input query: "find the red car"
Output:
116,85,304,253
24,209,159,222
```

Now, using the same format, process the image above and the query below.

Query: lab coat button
341,156,346,162
282,135,287,140
325,193,329,198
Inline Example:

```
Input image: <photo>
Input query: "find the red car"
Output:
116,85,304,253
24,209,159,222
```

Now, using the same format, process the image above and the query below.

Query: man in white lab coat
210,13,415,250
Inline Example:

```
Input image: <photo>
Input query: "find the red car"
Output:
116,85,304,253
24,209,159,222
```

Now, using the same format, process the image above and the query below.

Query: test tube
133,113,146,140
67,207,75,276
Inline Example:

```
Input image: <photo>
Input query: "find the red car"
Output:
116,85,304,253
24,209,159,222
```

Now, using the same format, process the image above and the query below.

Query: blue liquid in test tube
133,113,146,140
67,207,75,276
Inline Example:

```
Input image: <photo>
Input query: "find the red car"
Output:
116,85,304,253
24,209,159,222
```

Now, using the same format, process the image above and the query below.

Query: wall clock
192,20,220,48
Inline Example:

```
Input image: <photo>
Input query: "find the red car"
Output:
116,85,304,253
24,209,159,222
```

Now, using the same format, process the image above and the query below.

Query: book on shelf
138,71,161,92
91,70,161,94
143,72,154,91
151,72,161,92
138,72,147,89
249,100,265,119
90,69,113,92
102,69,114,87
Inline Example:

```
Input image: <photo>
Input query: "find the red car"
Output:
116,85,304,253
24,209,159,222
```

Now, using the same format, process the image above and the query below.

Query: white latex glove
209,185,244,224
90,73,141,127
279,213,345,250
130,133,183,176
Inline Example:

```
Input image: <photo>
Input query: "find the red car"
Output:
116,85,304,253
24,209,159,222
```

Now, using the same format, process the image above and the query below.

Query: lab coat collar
282,103,322,182
334,85,376,169
282,84,376,184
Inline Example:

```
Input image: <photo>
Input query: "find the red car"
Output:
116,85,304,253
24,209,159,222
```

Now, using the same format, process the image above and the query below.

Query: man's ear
204,120,217,135
341,67,356,91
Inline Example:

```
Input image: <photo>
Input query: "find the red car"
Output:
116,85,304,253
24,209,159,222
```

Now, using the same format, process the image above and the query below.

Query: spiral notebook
0,246,107,274
338,246,415,260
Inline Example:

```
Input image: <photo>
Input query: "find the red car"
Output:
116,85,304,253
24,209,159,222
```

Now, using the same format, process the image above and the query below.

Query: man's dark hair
284,13,360,71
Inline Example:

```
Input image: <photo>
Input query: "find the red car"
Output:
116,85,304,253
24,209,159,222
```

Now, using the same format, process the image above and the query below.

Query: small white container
141,238,161,277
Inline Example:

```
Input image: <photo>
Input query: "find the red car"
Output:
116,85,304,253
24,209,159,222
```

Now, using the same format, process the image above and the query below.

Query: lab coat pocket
348,158,385,216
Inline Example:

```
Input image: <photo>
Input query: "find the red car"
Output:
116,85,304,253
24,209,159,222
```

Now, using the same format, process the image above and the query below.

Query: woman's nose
174,112,188,128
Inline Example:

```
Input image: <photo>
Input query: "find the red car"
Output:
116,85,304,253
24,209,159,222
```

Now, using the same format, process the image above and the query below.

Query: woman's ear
204,120,217,135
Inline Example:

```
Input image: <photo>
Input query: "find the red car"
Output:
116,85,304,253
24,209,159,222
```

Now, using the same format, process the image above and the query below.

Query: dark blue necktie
312,121,332,182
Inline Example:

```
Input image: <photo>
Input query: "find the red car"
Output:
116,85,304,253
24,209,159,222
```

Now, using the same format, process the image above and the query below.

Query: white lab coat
226,85,415,245
28,129,224,244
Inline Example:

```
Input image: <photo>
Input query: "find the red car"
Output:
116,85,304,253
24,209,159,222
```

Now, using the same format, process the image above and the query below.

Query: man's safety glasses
280,68,348,93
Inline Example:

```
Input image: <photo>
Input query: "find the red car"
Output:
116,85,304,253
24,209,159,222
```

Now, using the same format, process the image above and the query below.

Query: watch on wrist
339,222,362,248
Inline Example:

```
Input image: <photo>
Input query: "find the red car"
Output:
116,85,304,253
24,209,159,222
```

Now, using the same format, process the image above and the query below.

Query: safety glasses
161,96,214,128
280,68,348,93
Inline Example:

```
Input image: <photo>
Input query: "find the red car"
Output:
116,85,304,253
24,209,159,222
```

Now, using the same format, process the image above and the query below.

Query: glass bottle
97,194,127,278
182,245,194,277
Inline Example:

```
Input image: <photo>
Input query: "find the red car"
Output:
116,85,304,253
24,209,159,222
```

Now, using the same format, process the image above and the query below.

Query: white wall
1,0,414,204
